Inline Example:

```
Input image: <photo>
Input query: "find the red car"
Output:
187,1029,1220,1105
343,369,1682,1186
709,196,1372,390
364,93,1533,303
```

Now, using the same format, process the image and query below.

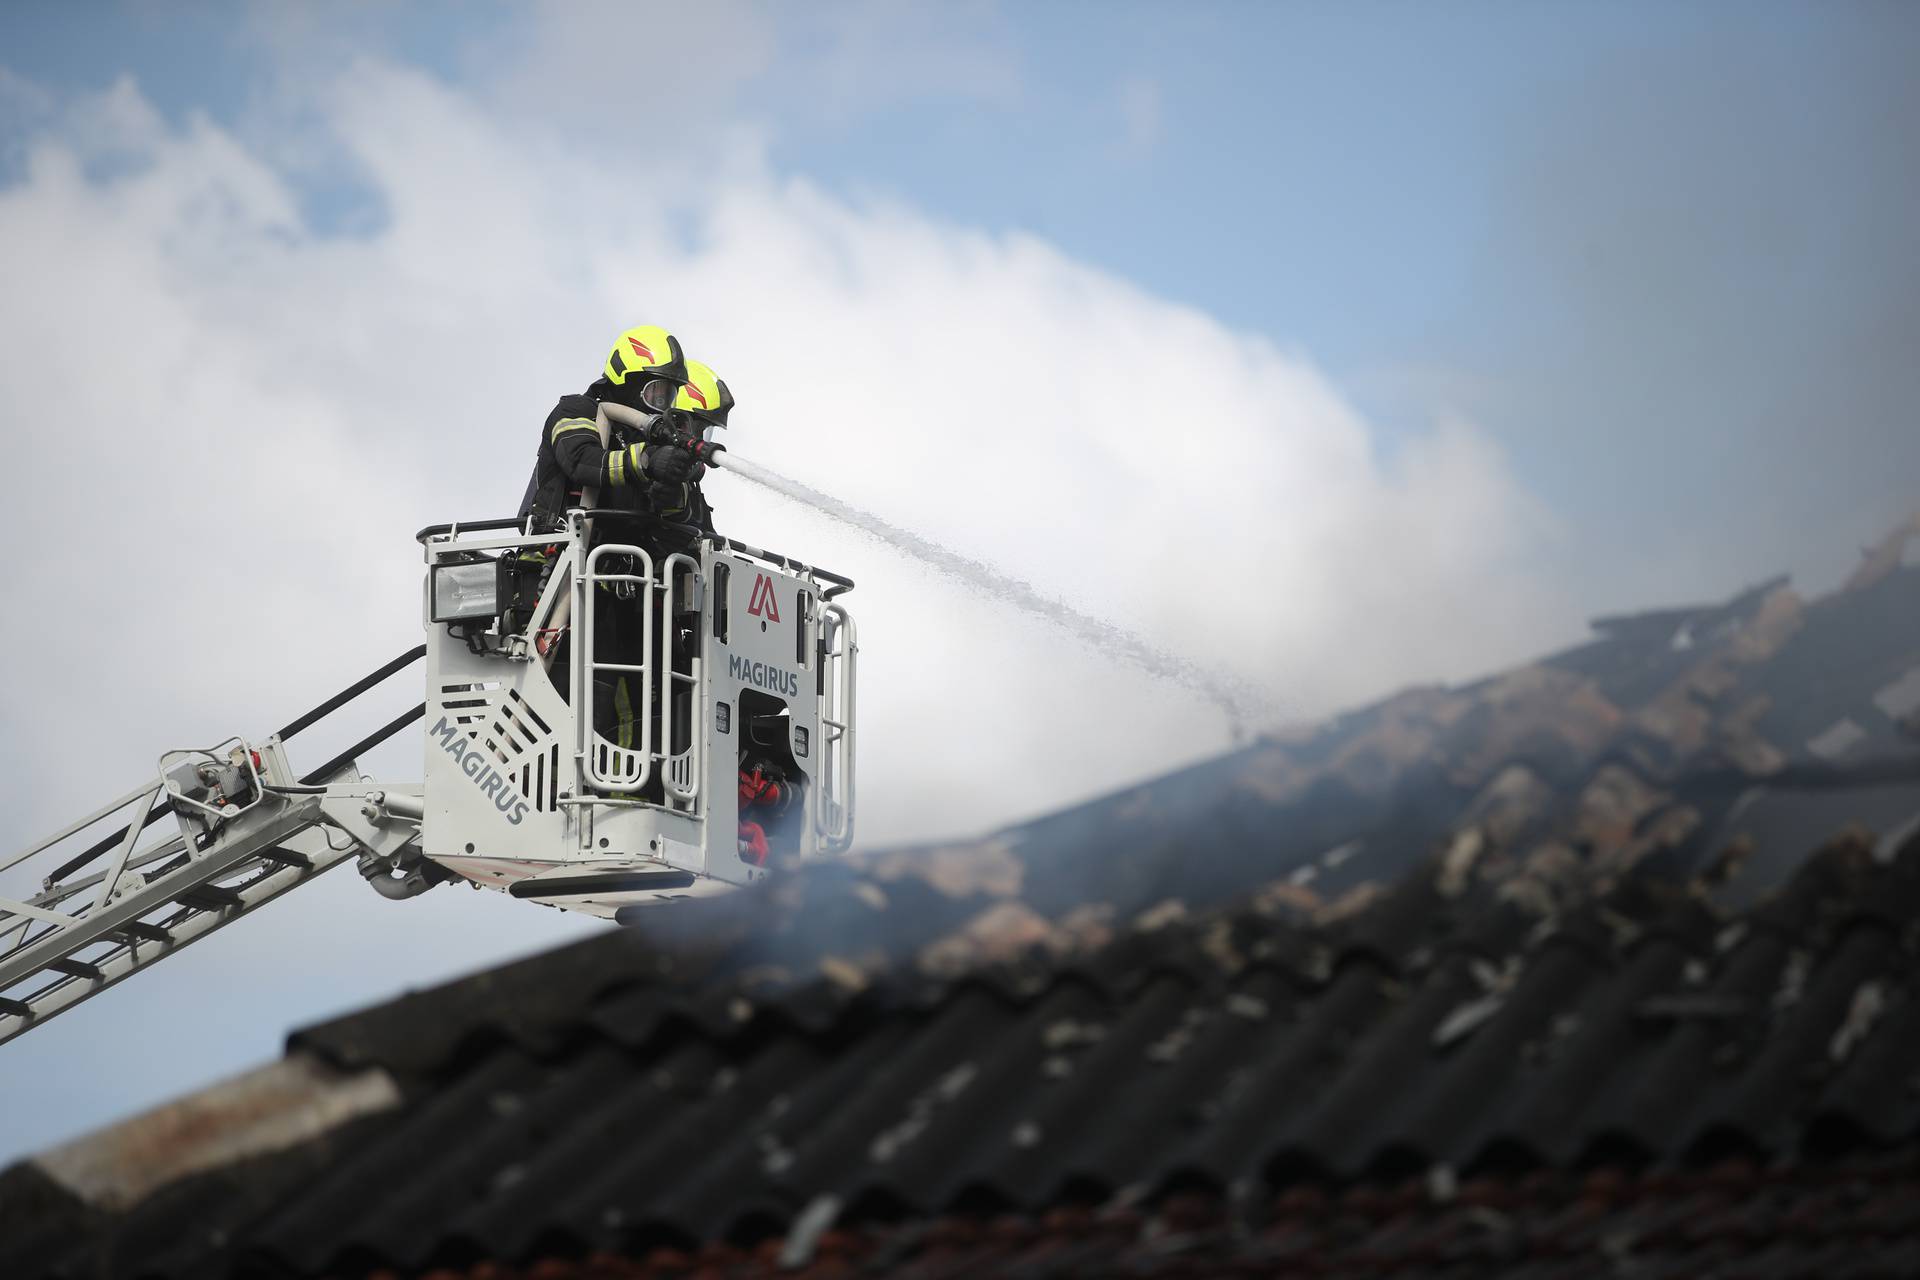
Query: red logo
682,382,709,408
626,336,654,364
747,573,782,621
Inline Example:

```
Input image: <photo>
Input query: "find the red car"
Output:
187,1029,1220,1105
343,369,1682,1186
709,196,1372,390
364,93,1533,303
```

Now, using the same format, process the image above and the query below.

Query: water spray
709,451,1266,730
600,400,1267,728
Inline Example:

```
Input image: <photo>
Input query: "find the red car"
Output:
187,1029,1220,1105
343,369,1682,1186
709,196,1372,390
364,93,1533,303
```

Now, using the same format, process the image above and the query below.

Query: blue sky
11,5,1904,571
9,4,1781,371
10,1,1915,606
7,1,1912,594
1,0,1915,1158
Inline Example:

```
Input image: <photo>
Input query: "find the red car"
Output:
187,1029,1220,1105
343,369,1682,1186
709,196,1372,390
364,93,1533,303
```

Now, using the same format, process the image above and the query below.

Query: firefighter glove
644,443,695,483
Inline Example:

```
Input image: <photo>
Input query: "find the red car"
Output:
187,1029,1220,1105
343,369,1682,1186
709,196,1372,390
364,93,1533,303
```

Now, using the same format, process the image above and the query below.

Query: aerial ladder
0,501,858,1046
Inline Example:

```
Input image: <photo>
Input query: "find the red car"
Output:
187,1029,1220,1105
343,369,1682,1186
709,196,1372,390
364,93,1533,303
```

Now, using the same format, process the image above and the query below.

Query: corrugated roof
6,828,1916,1278
5,538,1920,1279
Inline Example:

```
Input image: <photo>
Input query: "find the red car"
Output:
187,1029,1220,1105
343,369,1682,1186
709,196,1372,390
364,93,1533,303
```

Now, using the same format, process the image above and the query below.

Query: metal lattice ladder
0,648,430,1045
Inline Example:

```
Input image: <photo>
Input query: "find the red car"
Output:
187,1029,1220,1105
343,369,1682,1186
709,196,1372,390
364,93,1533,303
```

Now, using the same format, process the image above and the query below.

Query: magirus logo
747,573,782,621
429,716,531,825
727,653,801,699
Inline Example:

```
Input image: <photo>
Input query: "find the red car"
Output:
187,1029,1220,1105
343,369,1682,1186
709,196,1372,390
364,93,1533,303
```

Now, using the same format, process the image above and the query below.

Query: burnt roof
7,831,1919,1279
5,528,1920,1278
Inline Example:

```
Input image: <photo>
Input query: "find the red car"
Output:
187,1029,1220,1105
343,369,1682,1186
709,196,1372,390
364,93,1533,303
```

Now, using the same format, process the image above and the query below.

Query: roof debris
1829,979,1889,1063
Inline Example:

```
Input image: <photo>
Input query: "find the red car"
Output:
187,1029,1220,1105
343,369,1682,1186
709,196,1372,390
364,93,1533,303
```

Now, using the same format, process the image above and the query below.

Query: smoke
1473,13,1920,603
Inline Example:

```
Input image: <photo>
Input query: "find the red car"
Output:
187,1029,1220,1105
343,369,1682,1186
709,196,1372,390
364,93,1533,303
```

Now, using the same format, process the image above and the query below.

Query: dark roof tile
25,830,1914,1280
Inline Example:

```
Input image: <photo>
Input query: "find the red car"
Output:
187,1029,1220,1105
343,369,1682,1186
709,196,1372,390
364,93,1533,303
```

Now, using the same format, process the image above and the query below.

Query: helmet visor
637,376,677,413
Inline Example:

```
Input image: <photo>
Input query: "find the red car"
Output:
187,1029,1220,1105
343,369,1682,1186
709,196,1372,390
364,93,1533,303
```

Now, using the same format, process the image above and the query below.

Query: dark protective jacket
519,391,713,534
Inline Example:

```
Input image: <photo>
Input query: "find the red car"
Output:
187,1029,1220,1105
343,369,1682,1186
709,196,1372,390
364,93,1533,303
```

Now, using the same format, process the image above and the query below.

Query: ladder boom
0,649,429,1045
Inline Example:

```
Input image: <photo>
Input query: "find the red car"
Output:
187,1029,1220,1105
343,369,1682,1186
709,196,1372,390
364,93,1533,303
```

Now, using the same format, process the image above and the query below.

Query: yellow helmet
603,324,689,390
674,358,735,428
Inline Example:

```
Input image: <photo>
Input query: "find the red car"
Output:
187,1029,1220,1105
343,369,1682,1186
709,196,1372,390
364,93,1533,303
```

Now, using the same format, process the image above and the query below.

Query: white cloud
0,48,1581,1154
0,49,1591,874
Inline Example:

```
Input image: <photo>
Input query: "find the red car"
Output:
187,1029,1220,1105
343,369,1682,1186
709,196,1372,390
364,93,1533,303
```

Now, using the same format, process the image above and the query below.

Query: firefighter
518,324,698,531
521,324,697,758
654,357,735,536
652,358,738,734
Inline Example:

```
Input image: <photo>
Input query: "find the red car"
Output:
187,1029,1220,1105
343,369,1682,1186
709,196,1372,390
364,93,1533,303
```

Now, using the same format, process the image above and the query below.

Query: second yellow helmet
674,358,735,428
